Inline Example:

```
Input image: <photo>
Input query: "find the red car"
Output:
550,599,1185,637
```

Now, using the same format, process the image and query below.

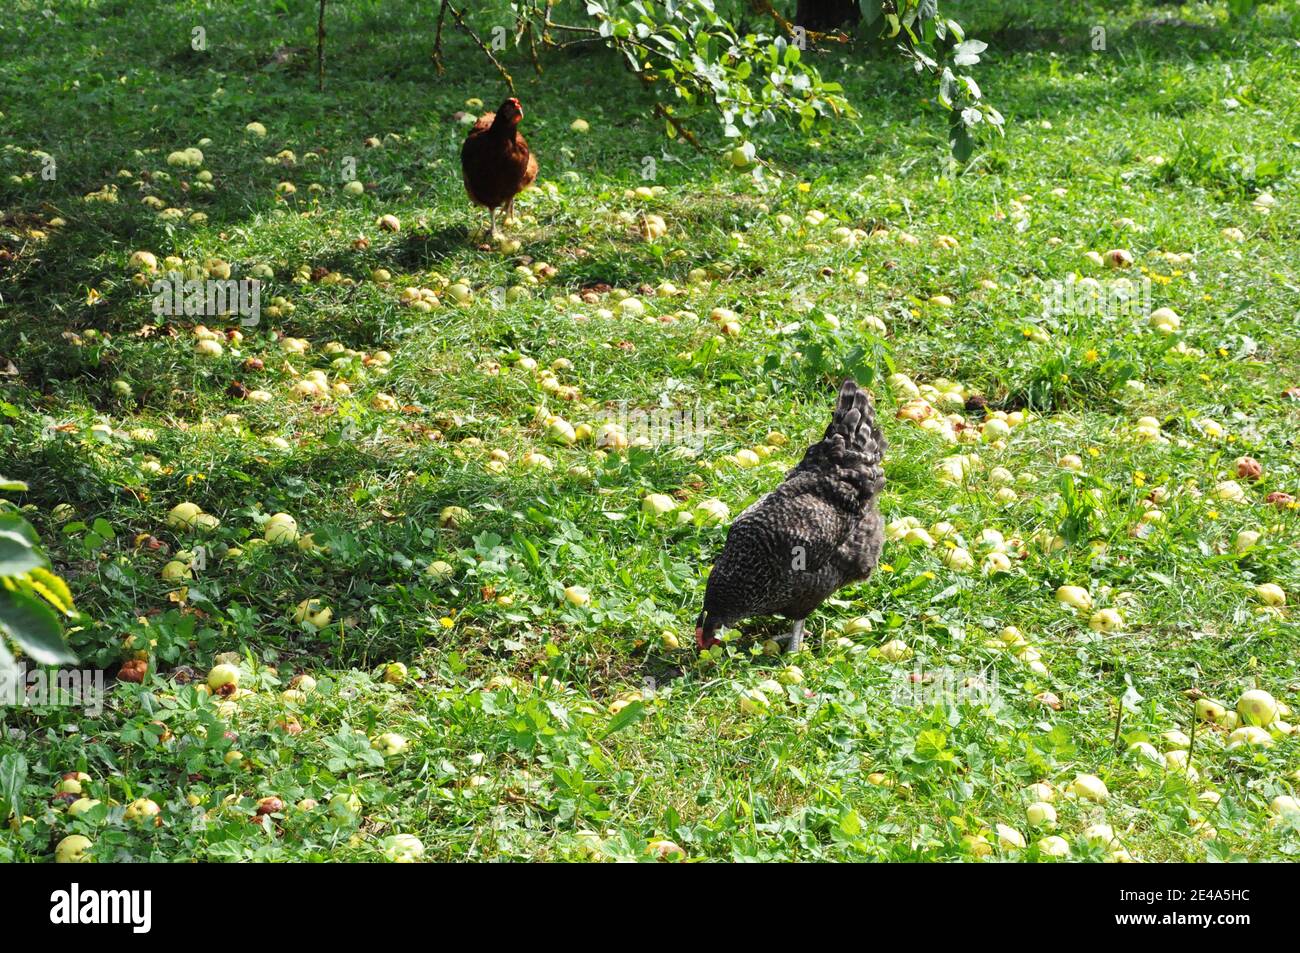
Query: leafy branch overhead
433,1,998,158
0,479,78,685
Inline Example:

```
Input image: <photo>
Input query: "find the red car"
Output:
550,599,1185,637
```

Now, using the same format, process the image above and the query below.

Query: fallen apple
1056,585,1093,611
382,833,426,863
55,834,93,863
372,732,408,757
1234,456,1263,480
1194,698,1227,723
1089,608,1124,632
1235,529,1262,552
738,687,769,715
1026,801,1057,828
207,663,240,694
440,505,471,528
648,839,686,861
67,797,101,818
960,833,992,858
1255,583,1286,607
694,498,730,525
256,796,284,816
878,639,912,662
642,493,677,517
383,662,408,685
160,560,191,582
547,418,577,445
1269,795,1299,817
996,824,1026,850
1024,782,1055,803
264,512,299,545
1226,725,1273,749
982,552,1012,575
128,250,158,273
1082,823,1116,847
1067,773,1109,803
329,792,362,821
840,616,874,637
124,798,161,825
291,598,333,630
1236,689,1279,727
167,502,203,529
1037,835,1070,858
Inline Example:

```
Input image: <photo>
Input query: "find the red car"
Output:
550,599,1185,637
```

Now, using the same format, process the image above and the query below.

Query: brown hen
460,97,538,237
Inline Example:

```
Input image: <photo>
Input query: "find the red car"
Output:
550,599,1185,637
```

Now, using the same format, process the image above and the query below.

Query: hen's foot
778,619,806,654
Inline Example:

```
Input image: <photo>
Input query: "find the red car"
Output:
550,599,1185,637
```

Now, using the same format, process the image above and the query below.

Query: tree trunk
795,0,860,31
317,0,327,92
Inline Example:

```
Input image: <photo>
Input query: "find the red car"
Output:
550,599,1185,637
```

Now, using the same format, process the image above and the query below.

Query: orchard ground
2,1,1299,862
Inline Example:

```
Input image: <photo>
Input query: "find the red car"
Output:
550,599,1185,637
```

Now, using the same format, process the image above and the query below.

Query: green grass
2,0,1300,862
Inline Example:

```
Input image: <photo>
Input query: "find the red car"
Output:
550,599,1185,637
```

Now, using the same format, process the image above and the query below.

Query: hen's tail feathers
827,379,882,453
792,379,886,507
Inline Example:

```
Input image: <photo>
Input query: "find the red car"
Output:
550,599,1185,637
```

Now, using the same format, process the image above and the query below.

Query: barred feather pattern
700,379,885,635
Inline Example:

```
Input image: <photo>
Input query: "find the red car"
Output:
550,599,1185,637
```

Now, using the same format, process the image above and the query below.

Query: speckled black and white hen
695,379,885,653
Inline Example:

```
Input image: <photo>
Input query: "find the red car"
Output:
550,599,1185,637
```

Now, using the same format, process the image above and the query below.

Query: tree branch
433,0,449,74
446,2,515,94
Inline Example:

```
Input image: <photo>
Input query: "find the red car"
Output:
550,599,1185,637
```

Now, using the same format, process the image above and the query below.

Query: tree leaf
27,567,74,615
0,751,27,821
0,589,76,665
0,528,43,578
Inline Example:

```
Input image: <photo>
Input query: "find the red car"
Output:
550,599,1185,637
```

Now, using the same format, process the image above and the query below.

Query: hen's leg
780,618,806,654
504,197,517,226
487,206,498,239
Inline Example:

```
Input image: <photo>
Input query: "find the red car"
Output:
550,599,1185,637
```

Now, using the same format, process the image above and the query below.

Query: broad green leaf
0,752,27,821
27,567,74,615
0,589,76,665
0,528,43,578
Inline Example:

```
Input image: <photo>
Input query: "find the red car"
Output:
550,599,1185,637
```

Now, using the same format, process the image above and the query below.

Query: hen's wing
460,114,494,207
518,133,538,190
